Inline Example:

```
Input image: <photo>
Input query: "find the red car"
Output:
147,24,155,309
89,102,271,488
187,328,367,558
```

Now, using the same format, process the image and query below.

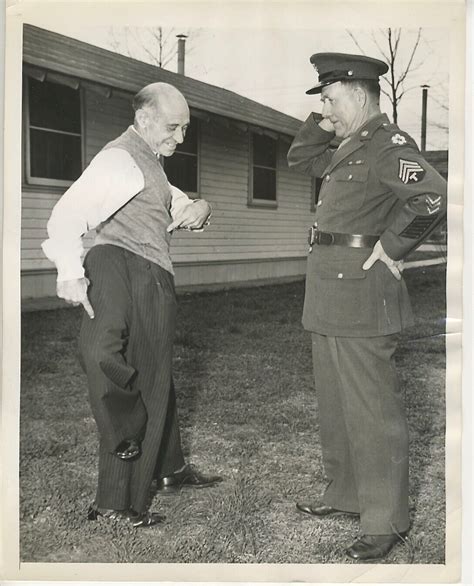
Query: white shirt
42,148,196,282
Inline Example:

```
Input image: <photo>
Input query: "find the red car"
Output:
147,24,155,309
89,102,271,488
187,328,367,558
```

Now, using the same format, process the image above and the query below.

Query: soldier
42,82,222,528
287,53,447,560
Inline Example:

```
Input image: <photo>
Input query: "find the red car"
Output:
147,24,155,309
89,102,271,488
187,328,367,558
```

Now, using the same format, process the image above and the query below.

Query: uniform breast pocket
332,165,369,210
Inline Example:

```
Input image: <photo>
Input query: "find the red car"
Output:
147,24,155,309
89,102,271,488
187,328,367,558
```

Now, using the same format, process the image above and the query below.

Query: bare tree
347,28,423,124
107,26,199,71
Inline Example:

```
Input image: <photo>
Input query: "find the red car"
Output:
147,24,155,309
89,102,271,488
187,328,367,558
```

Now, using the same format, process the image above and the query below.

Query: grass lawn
19,265,446,564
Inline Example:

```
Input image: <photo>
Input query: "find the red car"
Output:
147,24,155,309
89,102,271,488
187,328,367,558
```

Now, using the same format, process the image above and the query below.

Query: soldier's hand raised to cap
363,240,404,281
57,277,95,319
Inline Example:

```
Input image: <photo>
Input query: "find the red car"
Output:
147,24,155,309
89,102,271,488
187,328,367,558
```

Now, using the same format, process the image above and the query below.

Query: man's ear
135,108,148,128
354,86,368,108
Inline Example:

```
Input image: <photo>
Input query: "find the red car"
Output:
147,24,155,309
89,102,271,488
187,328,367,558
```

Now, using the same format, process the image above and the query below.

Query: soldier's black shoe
345,533,406,561
87,505,165,527
296,502,359,518
115,439,141,460
156,464,223,493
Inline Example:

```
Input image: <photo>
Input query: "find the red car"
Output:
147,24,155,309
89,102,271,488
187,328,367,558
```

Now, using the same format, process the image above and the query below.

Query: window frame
163,116,201,198
23,73,85,188
248,131,278,208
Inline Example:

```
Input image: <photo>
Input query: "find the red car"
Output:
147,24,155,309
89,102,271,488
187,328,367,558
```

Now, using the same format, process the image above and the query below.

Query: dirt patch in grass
19,266,446,563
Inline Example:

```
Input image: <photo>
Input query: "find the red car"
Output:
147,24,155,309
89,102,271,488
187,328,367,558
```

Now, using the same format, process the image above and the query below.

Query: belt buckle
318,231,334,245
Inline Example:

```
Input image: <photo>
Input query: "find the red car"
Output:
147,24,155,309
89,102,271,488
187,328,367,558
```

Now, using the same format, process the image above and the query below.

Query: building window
25,76,83,186
249,133,277,206
163,117,199,194
311,177,323,211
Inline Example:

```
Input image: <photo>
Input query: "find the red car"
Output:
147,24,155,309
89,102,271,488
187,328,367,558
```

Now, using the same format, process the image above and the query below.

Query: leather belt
308,228,379,248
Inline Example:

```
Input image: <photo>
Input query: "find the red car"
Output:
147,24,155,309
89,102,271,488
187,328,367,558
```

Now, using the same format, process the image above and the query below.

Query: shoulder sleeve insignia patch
399,158,426,184
392,133,407,145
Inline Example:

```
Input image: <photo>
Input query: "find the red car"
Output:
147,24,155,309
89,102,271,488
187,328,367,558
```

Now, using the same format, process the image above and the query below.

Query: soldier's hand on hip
56,278,95,319
363,240,404,281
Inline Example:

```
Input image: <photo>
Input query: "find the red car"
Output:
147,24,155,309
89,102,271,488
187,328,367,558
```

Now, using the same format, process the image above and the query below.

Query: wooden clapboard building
21,25,321,301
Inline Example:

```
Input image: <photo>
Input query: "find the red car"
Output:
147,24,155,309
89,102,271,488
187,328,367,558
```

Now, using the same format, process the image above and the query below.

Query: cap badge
392,133,407,145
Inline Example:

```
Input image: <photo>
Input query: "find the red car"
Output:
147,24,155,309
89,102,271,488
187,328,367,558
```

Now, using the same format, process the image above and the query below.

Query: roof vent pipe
176,34,188,75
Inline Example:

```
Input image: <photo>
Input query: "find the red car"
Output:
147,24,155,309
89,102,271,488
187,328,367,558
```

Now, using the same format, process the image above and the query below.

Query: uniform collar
323,113,389,174
355,113,390,141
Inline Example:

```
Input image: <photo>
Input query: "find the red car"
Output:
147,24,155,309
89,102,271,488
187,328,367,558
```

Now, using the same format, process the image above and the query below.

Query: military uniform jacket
287,113,447,337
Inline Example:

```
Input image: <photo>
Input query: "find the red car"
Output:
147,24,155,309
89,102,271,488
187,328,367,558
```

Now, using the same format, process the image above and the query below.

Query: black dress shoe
87,506,130,521
127,509,165,528
87,505,165,527
156,464,223,493
296,502,359,518
115,439,141,460
345,533,406,561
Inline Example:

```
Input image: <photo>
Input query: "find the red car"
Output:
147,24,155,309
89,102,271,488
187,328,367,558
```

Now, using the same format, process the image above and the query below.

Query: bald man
42,82,222,528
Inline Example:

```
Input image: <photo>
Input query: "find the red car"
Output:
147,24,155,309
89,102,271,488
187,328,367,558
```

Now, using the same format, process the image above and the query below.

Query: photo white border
2,0,468,583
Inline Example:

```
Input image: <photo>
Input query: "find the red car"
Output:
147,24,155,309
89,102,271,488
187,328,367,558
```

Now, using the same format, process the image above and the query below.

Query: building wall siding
21,81,449,302
170,120,313,263
21,88,314,300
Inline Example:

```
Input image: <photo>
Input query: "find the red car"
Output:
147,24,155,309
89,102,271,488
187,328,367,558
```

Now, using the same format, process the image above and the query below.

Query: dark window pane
30,129,82,180
253,167,276,201
253,134,277,168
177,118,198,154
164,153,198,192
29,77,81,133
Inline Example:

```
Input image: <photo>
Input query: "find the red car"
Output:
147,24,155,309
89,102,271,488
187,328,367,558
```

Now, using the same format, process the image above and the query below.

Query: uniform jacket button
348,174,353,180
337,273,343,278
325,174,331,182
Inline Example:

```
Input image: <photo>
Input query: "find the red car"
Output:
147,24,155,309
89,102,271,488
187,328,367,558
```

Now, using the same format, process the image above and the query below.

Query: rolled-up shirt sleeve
41,148,144,281
169,184,212,230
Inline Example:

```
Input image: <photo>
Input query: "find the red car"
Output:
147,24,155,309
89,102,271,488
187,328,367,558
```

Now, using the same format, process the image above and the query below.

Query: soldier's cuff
379,231,408,262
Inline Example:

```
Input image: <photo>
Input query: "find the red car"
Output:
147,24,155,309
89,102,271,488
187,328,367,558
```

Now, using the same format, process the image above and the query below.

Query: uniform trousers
79,244,185,513
311,332,410,535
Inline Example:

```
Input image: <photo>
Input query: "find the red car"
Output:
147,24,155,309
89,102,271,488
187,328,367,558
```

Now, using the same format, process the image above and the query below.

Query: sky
42,24,450,150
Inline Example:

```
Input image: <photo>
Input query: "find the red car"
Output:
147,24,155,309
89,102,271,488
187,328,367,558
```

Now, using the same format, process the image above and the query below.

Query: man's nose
322,102,331,118
173,128,185,144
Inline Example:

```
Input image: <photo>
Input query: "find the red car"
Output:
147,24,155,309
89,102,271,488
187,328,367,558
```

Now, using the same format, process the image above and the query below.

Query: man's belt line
308,228,379,248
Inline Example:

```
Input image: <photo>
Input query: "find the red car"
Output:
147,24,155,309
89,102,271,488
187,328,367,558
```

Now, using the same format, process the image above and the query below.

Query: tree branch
398,28,422,85
346,30,367,54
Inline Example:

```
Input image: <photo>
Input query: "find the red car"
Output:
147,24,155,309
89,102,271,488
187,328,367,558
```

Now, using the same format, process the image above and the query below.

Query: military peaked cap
306,52,389,95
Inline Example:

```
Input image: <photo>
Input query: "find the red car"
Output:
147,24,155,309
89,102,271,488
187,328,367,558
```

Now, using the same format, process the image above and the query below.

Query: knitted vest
94,126,174,274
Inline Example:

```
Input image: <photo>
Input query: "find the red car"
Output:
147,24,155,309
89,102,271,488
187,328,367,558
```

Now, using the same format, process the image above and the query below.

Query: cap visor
306,84,323,95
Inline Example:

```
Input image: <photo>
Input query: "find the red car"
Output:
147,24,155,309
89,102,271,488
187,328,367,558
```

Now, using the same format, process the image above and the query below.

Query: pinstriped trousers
79,244,185,513
311,333,410,535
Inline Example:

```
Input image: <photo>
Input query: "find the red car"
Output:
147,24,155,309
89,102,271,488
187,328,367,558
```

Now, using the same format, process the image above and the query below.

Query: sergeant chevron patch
399,159,426,184
426,195,442,215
